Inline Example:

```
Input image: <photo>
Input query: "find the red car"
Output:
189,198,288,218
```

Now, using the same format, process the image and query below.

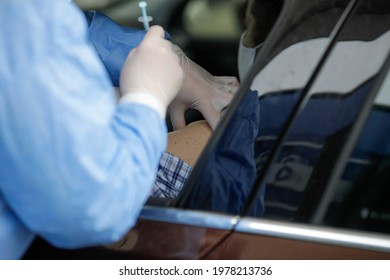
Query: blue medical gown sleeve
84,10,172,87
0,0,167,256
0,199,35,259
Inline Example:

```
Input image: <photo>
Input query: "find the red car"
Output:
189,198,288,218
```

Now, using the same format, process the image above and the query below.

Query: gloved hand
120,26,184,118
169,44,239,130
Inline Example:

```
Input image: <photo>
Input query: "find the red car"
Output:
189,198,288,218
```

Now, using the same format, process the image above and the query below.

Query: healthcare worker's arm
0,0,182,250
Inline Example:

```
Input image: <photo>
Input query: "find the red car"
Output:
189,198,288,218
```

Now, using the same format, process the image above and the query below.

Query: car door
202,0,390,259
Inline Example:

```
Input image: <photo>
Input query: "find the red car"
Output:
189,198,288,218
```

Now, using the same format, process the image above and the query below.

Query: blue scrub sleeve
0,0,167,251
84,10,172,87
0,199,35,259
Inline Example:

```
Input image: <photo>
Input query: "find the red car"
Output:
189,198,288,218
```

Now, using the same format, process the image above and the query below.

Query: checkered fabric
151,152,192,198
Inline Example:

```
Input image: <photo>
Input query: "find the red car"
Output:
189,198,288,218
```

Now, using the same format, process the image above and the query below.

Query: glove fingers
169,105,187,130
197,103,220,130
215,76,240,87
142,25,165,43
219,83,238,95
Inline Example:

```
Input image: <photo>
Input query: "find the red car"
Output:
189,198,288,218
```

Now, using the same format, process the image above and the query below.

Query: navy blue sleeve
182,90,264,216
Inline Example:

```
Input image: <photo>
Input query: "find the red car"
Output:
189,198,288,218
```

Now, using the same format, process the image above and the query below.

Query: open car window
174,0,353,215
244,0,390,235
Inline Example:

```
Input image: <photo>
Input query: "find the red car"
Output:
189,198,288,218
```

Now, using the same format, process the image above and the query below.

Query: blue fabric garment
183,89,264,216
0,0,166,259
85,10,171,87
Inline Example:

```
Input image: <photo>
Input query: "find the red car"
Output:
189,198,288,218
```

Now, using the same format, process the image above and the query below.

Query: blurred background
74,0,247,78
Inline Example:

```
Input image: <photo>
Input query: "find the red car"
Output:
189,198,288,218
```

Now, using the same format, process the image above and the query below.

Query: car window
175,0,352,215
244,0,390,235
312,58,390,234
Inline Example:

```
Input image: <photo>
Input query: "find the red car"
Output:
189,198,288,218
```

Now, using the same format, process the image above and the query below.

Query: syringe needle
138,1,150,31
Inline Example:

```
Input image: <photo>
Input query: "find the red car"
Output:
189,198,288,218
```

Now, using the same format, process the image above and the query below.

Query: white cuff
120,92,167,118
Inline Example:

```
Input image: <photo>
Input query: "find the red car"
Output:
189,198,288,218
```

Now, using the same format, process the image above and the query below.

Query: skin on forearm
167,120,212,167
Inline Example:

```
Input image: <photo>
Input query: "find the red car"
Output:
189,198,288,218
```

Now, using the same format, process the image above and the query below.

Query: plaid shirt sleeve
151,152,192,198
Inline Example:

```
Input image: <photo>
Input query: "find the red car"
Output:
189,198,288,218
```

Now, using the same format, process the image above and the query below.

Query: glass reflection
248,0,390,236
322,64,390,234
177,0,350,215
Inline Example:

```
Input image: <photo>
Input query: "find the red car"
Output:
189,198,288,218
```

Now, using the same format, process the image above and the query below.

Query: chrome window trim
236,217,390,253
139,206,239,231
139,207,390,253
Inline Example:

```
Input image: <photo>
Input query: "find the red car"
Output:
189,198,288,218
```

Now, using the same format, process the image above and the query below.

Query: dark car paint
204,231,390,259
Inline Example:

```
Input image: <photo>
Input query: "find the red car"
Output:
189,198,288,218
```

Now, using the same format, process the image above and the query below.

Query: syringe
138,1,153,31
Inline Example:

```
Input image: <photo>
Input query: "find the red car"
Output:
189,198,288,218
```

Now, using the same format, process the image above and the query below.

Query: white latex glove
120,26,184,118
169,44,239,130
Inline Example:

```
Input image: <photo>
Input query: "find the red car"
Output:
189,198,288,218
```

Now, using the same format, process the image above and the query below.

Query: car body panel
110,207,390,259
204,231,390,259
104,206,235,259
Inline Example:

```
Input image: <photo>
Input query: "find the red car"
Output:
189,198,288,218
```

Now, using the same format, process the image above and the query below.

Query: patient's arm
167,120,212,167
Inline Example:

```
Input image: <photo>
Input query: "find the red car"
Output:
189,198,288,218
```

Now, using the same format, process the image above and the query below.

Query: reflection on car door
204,0,390,259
